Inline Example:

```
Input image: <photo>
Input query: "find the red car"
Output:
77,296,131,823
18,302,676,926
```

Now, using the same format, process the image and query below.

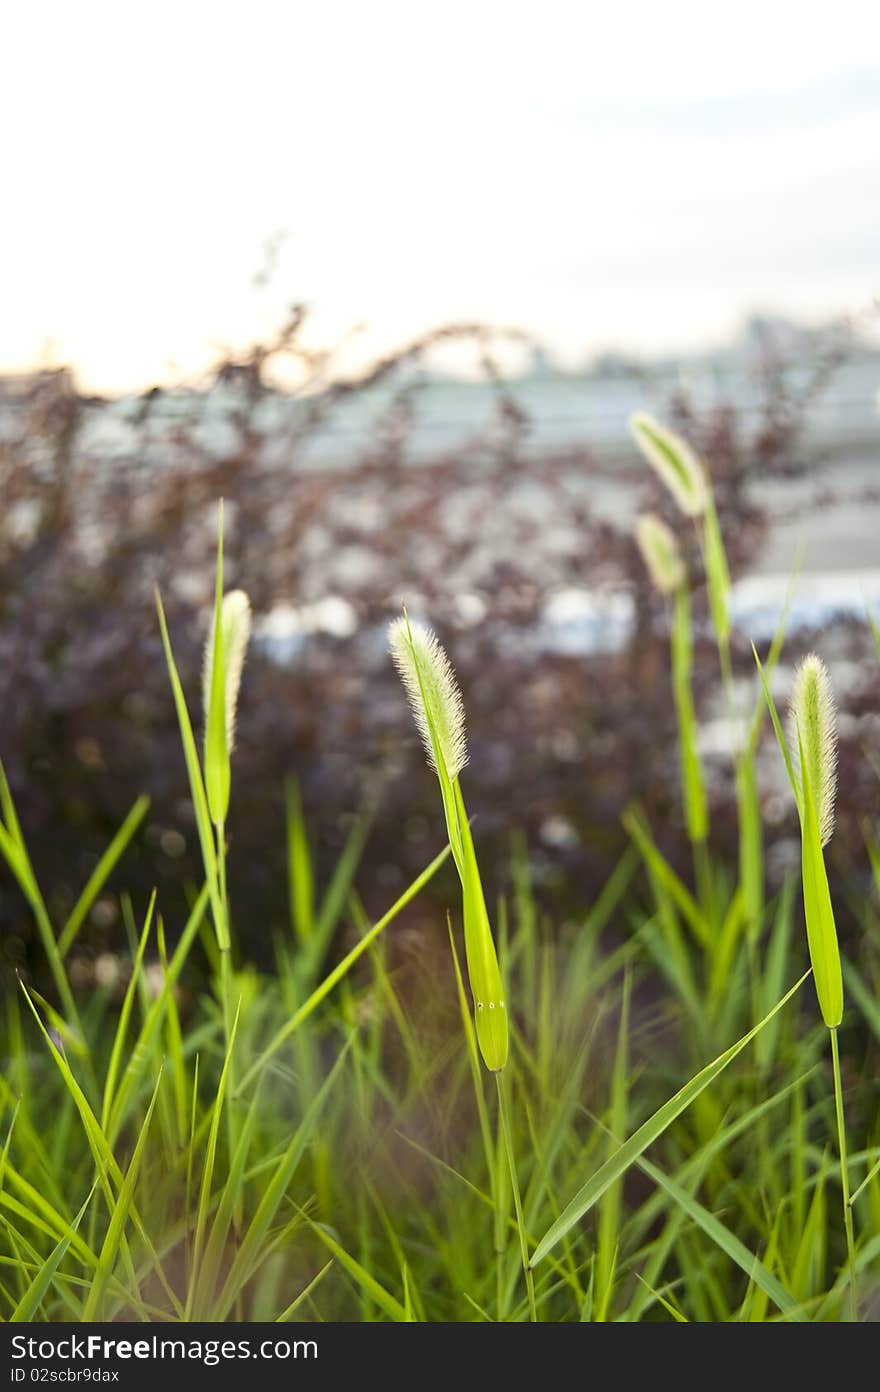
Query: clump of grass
2,451,878,1326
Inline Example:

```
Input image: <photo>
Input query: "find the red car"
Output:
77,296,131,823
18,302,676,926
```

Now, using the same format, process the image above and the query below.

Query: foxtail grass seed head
203,590,252,755
635,513,685,595
390,613,507,1071
630,411,708,518
788,654,837,846
388,616,468,780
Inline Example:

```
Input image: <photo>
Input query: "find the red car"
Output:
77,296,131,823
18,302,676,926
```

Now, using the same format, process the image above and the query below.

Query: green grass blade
752,643,800,809
83,1069,163,1321
155,588,226,949
596,970,630,1311
301,804,373,980
9,1186,96,1322
737,752,763,942
101,892,155,1132
286,777,315,944
204,502,231,826
797,729,842,1028
276,1260,333,1321
530,971,809,1265
622,807,708,946
107,883,210,1141
303,1216,408,1322
235,843,451,1094
671,584,708,845
703,490,731,645
637,1152,803,1319
216,1040,353,1317
0,1169,100,1269
18,984,181,1317
454,780,508,1071
0,810,80,1034
58,796,150,958
186,999,241,1319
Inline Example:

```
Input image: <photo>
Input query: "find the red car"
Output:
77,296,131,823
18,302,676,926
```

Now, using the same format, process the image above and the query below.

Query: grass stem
216,819,241,1229
495,1071,537,1322
830,1027,857,1321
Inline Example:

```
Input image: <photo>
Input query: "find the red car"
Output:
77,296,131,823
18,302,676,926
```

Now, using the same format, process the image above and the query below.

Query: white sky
2,1,879,392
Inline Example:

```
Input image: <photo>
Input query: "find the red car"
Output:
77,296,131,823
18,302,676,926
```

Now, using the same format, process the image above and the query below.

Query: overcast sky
3,1,879,391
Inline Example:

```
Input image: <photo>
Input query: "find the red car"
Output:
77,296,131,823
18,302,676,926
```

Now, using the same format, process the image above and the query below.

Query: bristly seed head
388,615,468,780
788,653,837,846
635,513,686,595
629,411,709,518
203,589,252,753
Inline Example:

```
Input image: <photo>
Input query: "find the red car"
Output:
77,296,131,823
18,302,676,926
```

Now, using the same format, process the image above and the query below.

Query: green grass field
1,418,878,1323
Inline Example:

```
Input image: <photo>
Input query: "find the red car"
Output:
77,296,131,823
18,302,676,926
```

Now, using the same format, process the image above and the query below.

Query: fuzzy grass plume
787,653,837,847
389,613,506,1073
630,411,708,518
203,589,253,757
388,616,468,780
635,513,685,595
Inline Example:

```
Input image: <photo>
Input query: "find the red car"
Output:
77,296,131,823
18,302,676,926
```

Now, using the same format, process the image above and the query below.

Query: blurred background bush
2,2,879,985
